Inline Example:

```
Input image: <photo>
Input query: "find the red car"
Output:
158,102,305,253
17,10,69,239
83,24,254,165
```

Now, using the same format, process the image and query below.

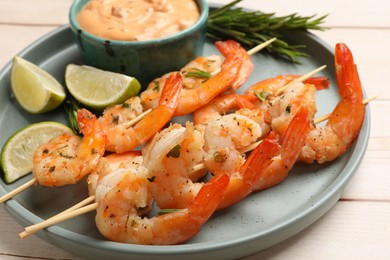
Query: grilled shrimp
33,109,106,187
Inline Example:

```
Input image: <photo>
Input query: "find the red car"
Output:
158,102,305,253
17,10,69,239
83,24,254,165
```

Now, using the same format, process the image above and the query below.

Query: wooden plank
209,0,390,28
0,25,57,67
1,0,389,28
245,201,390,259
0,0,71,25
0,207,82,259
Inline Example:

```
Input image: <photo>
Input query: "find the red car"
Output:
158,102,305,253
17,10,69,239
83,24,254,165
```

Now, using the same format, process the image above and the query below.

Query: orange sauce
77,0,200,41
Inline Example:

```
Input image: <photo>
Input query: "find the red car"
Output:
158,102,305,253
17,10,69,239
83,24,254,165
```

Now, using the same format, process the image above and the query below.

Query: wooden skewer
20,202,99,238
0,178,37,203
123,108,152,128
210,37,277,76
276,65,327,95
313,95,379,124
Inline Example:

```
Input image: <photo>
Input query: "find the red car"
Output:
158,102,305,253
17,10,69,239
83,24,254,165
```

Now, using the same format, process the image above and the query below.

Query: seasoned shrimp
141,55,222,110
99,72,182,153
269,80,317,138
203,113,263,175
140,40,249,116
87,151,142,196
142,122,278,210
94,164,229,245
33,109,106,187
142,123,207,209
253,106,311,191
193,92,271,139
299,43,365,164
243,74,329,106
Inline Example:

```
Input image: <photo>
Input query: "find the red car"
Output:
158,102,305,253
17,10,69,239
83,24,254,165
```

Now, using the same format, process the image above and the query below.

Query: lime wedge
65,64,141,110
1,122,73,184
11,56,66,114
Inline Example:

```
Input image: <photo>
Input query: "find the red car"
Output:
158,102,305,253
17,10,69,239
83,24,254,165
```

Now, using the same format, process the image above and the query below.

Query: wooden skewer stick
20,202,99,239
0,178,37,203
123,108,152,128
210,37,277,76
313,95,379,124
276,65,327,95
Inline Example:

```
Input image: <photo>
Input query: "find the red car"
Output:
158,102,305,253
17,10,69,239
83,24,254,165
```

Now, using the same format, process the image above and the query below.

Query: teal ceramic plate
0,24,370,259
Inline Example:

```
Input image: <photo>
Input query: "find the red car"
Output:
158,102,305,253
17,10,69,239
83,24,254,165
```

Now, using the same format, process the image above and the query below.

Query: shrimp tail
215,40,254,90
217,132,279,210
76,108,106,178
129,72,182,148
188,174,229,221
281,106,311,163
253,106,311,191
303,76,330,90
158,72,183,113
241,131,280,185
330,42,365,148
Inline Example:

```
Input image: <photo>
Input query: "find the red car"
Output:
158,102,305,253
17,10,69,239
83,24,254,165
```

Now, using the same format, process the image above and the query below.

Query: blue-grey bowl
69,0,208,88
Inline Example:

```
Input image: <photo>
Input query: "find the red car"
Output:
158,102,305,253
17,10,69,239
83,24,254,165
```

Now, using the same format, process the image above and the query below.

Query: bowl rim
68,0,209,45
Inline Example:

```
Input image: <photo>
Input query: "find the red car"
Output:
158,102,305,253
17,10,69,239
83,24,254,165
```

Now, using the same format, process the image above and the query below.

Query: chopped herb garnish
213,151,227,163
147,176,156,182
185,68,212,79
157,209,182,215
254,89,270,102
166,145,181,158
286,104,291,114
58,152,74,159
122,102,131,109
152,81,160,92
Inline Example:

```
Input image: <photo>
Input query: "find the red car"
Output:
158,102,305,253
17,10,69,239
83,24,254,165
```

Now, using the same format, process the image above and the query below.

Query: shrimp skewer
299,42,365,164
99,72,182,153
94,159,229,245
141,39,257,116
0,109,106,202
33,108,106,187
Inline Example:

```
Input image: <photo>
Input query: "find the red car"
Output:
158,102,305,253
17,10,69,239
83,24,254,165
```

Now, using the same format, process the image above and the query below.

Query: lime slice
1,122,73,184
11,56,66,114
65,64,141,110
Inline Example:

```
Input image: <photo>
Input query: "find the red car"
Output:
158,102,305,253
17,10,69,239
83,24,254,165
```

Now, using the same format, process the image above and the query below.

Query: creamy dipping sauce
77,0,200,41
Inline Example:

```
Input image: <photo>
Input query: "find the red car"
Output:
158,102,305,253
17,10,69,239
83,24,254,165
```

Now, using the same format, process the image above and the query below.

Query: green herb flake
185,68,212,79
157,209,182,215
152,81,160,92
166,145,181,158
213,151,227,163
286,104,291,114
147,176,156,182
254,89,269,102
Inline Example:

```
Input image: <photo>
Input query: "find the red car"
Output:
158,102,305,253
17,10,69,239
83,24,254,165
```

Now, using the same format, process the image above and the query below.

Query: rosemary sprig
207,0,329,62
64,97,81,135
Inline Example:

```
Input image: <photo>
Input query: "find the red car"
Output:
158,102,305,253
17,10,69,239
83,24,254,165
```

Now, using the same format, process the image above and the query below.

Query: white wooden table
0,0,389,259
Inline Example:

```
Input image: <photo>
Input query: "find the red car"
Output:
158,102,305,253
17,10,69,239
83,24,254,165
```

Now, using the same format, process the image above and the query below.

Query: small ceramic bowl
69,0,208,88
